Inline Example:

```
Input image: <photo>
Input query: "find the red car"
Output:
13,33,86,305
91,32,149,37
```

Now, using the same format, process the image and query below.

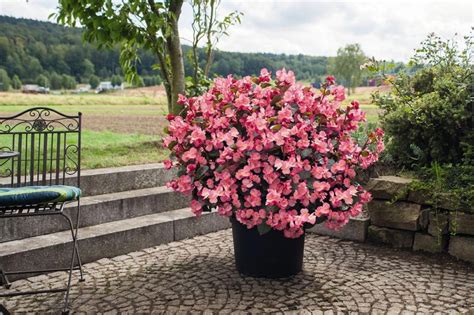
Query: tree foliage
89,75,100,89
329,44,366,95
0,15,333,93
370,32,473,167
111,75,123,87
36,74,49,88
0,68,10,91
55,0,187,114
186,0,242,96
11,74,21,89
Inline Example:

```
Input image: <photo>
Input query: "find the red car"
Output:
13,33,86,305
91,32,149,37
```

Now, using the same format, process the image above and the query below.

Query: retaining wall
309,176,474,264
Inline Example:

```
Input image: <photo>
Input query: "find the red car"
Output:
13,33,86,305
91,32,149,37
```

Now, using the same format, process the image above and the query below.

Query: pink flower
313,181,330,192
174,175,193,194
259,68,271,82
165,69,384,238
245,189,262,207
278,107,293,122
177,94,188,104
315,203,331,217
217,203,233,217
191,200,203,216
190,128,206,146
333,85,345,101
326,76,336,85
276,68,296,86
163,159,173,169
182,147,200,162
359,191,372,203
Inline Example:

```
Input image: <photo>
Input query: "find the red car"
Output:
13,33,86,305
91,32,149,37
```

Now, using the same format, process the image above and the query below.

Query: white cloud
0,0,58,21
1,0,472,61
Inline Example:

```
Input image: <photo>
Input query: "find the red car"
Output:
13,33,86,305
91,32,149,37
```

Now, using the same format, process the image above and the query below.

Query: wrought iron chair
0,107,84,314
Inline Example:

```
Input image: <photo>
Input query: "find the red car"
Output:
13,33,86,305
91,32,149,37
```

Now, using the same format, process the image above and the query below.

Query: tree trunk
167,0,186,116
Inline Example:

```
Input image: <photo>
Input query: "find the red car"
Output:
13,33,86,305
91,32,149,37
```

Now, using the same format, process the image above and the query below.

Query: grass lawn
80,131,167,169
0,86,383,170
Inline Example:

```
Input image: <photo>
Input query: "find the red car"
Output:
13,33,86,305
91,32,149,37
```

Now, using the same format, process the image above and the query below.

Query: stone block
365,176,412,200
174,212,231,241
368,200,421,231
413,233,447,253
449,236,474,263
408,190,462,211
308,216,370,242
450,212,474,236
367,225,414,248
427,211,449,237
407,188,431,205
419,208,431,231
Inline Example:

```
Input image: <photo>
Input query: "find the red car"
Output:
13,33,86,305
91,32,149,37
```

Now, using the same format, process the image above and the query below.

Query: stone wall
309,176,474,264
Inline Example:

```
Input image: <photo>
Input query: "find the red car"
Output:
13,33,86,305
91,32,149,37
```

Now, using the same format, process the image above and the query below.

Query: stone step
0,186,190,243
307,216,370,242
0,208,231,280
0,163,176,197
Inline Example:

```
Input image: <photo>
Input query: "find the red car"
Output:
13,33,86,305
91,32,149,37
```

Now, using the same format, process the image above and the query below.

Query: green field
0,87,381,170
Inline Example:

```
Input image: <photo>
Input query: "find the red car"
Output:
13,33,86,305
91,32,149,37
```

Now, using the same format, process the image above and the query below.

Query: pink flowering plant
164,69,384,238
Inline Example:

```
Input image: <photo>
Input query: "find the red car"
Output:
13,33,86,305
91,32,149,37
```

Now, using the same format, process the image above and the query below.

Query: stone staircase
0,163,230,280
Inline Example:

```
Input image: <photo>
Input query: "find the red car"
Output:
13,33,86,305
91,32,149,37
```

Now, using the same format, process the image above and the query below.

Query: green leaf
266,205,279,213
270,124,282,131
301,148,313,158
195,165,209,179
257,223,271,235
299,170,311,180
167,141,177,150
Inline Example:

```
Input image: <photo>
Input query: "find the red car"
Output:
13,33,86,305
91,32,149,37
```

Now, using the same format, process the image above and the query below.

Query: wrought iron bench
0,107,84,314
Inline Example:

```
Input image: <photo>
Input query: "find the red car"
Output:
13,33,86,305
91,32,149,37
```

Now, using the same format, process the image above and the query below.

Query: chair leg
63,218,84,283
60,214,77,314
73,201,85,282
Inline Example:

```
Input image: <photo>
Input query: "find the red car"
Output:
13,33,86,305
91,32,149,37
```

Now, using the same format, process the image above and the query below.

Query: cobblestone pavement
1,229,473,314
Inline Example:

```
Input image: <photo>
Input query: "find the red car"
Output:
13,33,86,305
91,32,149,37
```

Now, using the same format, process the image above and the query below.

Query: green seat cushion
0,185,81,206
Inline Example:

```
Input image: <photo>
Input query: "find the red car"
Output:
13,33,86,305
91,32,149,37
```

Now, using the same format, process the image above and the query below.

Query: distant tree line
0,15,330,91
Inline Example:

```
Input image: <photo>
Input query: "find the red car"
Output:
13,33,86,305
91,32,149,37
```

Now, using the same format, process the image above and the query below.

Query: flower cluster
164,69,384,238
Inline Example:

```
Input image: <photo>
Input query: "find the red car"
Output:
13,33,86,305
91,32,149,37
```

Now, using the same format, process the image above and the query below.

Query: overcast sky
1,0,472,61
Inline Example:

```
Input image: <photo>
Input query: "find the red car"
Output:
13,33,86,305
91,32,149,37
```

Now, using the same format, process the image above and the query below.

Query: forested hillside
0,15,328,88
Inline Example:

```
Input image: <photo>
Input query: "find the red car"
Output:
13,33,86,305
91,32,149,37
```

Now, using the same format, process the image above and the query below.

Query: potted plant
164,69,384,278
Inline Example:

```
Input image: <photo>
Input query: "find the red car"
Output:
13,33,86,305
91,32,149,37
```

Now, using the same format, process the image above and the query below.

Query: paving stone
1,229,473,313
367,225,414,248
368,200,421,231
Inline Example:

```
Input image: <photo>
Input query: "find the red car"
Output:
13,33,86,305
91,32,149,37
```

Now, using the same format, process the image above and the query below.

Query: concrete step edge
67,185,173,207
0,163,175,197
0,186,190,243
0,208,224,257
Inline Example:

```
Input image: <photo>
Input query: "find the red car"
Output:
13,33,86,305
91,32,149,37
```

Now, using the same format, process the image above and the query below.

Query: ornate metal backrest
0,107,81,188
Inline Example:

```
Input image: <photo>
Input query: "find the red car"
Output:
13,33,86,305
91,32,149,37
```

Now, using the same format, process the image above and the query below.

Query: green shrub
89,75,100,89
372,33,473,168
36,74,50,88
61,74,77,90
11,74,21,89
111,75,122,87
0,68,11,91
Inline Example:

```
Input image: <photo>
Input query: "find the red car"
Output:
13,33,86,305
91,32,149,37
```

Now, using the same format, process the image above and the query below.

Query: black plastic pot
230,217,305,278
